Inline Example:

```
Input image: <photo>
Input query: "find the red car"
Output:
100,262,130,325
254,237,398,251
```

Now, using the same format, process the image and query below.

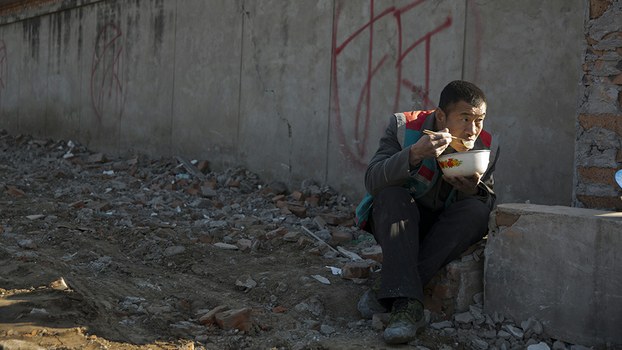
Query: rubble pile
0,130,603,349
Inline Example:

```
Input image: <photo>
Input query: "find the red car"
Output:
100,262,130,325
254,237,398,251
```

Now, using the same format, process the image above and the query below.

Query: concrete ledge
484,203,622,346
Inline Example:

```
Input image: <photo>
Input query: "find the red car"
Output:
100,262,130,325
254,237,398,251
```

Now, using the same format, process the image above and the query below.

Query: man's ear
435,108,446,128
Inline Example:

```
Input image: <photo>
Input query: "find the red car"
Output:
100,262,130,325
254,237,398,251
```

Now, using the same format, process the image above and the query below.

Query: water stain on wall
152,0,164,53
22,17,41,59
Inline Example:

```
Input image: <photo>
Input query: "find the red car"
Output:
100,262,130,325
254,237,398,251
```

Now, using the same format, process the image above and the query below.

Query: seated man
355,80,499,344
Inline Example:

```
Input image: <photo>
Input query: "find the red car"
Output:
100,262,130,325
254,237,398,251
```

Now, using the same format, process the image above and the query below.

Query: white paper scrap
325,266,342,275
311,275,330,285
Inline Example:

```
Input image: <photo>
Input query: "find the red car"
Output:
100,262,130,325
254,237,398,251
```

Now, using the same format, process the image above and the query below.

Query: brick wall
574,0,622,210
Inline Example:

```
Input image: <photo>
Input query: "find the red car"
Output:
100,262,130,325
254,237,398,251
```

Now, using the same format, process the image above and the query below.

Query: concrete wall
0,0,586,206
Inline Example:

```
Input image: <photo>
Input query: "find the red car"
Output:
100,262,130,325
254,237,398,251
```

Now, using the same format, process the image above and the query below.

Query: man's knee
453,198,490,220
374,186,415,209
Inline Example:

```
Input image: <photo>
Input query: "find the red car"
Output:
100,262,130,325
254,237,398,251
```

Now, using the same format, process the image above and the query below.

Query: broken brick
214,307,252,332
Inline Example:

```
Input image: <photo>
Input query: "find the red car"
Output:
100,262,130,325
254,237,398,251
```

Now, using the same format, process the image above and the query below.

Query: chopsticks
422,129,466,142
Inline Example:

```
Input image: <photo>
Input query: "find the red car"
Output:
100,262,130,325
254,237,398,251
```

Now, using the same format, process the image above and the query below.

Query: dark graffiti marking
0,40,7,102
90,23,124,122
331,0,454,169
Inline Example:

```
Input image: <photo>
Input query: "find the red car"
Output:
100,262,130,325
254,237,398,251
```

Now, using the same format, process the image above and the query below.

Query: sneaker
383,298,426,344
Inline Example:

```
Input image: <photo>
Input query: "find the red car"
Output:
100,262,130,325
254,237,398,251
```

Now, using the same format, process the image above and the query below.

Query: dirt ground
0,131,462,350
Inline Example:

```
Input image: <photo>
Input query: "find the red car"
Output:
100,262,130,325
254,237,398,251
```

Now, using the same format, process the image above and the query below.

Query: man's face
435,100,486,152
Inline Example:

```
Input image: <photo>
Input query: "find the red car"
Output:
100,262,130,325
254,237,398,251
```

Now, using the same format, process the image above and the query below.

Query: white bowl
437,150,490,177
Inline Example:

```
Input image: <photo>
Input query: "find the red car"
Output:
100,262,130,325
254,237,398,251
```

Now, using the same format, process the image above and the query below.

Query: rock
213,242,238,250
236,238,252,252
521,317,544,335
360,245,383,262
294,296,324,316
319,324,335,335
87,152,106,163
0,339,46,350
235,275,257,291
17,239,37,249
527,342,551,350
497,330,511,339
266,181,288,195
164,245,186,256
552,340,567,350
356,289,386,319
310,275,330,285
430,320,453,330
314,229,331,242
282,231,300,242
481,329,497,339
569,345,592,350
454,311,475,324
25,214,45,220
200,187,218,198
371,313,389,330
503,324,525,338
471,337,489,350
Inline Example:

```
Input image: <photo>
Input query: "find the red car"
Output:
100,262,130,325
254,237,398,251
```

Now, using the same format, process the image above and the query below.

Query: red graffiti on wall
90,23,125,122
331,0,455,169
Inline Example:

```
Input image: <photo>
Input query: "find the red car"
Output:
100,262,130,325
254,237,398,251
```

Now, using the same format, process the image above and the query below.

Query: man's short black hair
438,80,486,114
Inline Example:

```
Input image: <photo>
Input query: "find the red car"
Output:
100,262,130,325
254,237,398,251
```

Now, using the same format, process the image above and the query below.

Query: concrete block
485,203,622,346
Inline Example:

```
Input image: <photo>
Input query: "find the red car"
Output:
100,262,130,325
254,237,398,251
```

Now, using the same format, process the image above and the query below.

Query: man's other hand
442,173,482,195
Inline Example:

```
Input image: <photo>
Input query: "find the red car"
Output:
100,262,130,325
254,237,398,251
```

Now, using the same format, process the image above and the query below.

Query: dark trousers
371,186,490,305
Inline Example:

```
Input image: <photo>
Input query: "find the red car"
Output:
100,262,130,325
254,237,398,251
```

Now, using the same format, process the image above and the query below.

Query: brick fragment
578,113,622,135
321,213,351,226
5,185,25,197
329,230,352,244
186,184,200,196
576,195,622,210
214,307,252,332
69,200,86,208
578,166,617,187
287,204,307,218
341,261,372,279
226,179,240,188
196,160,210,172
272,305,287,313
291,191,305,201
590,0,612,19
198,305,229,325
264,227,287,240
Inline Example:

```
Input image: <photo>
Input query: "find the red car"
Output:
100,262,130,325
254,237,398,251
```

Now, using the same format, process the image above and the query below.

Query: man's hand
409,128,452,166
443,173,482,195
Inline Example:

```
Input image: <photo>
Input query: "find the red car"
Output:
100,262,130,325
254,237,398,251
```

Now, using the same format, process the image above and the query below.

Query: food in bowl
437,150,490,177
